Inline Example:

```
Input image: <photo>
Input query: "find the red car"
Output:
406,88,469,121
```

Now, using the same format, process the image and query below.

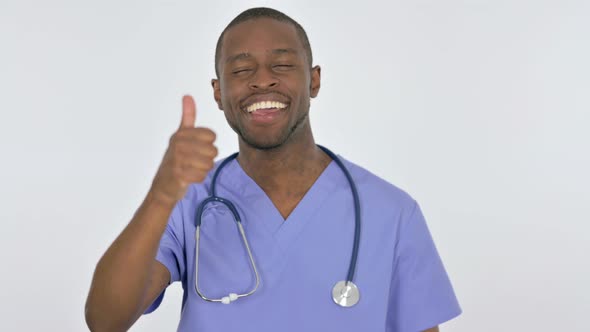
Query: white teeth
246,101,287,113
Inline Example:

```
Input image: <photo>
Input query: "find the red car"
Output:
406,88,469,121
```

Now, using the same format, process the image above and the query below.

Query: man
85,7,461,332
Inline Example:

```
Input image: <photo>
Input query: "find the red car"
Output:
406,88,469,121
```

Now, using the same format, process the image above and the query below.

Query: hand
150,95,218,205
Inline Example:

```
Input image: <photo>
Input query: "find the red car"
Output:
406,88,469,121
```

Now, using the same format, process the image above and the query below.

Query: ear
310,65,321,98
211,78,223,110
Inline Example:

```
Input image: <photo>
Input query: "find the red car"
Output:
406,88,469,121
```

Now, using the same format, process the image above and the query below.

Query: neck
236,124,331,193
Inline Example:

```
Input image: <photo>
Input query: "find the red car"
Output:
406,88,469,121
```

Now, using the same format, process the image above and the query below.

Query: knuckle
196,127,216,141
201,145,216,158
208,130,217,141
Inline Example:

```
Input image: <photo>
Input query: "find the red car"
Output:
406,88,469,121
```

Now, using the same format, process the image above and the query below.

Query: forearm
85,189,175,331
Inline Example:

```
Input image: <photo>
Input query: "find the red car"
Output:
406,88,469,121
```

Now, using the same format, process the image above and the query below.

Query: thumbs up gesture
150,95,218,205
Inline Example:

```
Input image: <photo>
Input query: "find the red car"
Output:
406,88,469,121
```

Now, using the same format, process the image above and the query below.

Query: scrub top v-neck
145,155,462,332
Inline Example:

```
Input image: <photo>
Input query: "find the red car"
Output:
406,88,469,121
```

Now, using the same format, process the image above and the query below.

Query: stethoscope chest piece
196,146,362,307
332,280,360,307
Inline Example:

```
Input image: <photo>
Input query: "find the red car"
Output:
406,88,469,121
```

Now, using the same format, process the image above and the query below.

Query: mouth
244,100,289,113
242,100,289,124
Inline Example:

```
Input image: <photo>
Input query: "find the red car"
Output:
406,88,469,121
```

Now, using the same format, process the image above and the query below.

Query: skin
85,96,218,332
84,17,439,332
212,18,330,219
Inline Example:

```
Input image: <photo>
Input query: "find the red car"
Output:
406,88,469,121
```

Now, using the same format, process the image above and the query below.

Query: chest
182,187,400,331
257,180,317,220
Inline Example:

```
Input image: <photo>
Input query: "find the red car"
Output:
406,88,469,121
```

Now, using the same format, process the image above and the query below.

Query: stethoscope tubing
194,145,361,303
317,145,361,284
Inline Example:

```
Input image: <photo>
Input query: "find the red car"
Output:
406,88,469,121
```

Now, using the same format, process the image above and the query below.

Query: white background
1,0,588,331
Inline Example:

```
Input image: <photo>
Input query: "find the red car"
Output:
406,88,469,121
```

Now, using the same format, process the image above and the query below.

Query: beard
230,110,309,150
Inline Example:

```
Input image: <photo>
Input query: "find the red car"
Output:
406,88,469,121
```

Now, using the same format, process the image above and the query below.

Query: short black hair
214,7,313,77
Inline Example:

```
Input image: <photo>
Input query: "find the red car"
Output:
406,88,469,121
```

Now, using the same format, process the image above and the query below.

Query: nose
248,67,279,90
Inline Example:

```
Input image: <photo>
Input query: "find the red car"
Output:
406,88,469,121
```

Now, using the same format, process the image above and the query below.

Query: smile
245,100,288,113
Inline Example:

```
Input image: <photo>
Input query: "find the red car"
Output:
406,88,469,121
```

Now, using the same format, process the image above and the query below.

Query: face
212,18,321,150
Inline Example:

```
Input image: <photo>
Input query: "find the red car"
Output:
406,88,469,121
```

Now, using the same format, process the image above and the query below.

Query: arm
85,96,217,331
85,193,176,332
424,327,439,332
387,200,462,331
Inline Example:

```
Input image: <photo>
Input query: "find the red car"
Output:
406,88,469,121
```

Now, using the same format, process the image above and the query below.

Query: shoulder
338,155,417,214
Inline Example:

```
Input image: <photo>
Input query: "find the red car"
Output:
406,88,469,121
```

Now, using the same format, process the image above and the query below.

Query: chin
241,132,291,150
244,138,287,150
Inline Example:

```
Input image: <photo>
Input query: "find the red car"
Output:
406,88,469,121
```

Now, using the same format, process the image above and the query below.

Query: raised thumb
180,95,196,128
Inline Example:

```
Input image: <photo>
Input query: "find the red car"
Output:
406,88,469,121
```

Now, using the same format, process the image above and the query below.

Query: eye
232,68,252,75
273,64,295,71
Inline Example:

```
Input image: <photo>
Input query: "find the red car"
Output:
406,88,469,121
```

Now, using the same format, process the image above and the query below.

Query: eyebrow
225,52,251,64
225,48,299,64
271,48,298,56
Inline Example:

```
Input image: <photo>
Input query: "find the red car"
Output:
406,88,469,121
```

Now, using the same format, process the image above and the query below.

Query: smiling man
85,7,461,332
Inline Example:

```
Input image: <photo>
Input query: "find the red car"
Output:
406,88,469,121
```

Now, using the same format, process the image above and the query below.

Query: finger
175,143,218,161
180,95,197,129
179,159,215,178
173,128,217,144
188,144,218,159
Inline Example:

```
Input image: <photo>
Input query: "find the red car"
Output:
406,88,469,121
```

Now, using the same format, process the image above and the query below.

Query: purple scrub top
145,154,461,332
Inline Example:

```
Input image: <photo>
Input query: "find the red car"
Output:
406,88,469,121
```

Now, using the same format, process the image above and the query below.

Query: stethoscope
194,145,361,307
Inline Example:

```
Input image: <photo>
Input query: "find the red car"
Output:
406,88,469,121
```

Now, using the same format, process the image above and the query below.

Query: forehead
221,18,305,60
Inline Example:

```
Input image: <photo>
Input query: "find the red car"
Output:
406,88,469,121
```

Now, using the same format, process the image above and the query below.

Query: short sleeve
386,200,461,332
143,200,187,314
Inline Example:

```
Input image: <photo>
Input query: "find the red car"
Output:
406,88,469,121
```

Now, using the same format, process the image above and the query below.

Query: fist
151,95,218,205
